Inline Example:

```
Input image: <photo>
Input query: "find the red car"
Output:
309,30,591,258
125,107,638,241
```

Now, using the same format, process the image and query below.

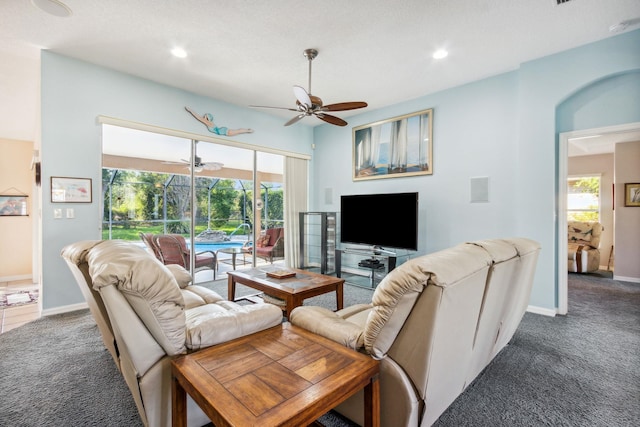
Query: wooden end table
172,323,380,427
227,268,344,318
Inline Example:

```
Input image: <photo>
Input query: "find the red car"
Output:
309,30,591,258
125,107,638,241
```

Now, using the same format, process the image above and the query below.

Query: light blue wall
311,71,520,254
311,29,640,311
515,29,640,308
557,70,640,133
41,52,313,310
41,29,640,312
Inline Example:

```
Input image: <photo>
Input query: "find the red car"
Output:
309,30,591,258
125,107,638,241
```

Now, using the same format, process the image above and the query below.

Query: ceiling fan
161,141,223,172
162,155,223,172
251,49,368,127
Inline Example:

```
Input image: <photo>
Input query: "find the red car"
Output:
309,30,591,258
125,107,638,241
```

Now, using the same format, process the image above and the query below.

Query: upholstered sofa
61,240,283,427
567,221,602,273
290,237,541,427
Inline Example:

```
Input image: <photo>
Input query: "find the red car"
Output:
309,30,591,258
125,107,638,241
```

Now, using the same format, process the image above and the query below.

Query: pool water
192,241,245,253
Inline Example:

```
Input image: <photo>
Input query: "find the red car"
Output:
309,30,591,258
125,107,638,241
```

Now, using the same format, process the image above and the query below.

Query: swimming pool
191,240,245,253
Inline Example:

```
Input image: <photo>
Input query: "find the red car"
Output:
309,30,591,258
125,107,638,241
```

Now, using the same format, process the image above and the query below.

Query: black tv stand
358,258,383,268
336,249,403,288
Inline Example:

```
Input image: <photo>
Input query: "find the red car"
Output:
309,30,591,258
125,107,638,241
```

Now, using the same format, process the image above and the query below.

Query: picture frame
624,183,640,207
353,108,433,181
51,177,92,203
0,195,28,216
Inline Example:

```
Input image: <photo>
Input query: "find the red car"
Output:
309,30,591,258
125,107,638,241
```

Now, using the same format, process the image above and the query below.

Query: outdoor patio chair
244,227,284,264
139,232,162,261
153,234,217,279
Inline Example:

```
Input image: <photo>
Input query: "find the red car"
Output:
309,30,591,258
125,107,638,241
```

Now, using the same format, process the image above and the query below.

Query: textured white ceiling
2,0,639,150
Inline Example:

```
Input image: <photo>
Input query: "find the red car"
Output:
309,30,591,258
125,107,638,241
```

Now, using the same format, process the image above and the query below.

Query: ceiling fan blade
316,113,348,127
323,102,368,112
161,160,186,165
203,162,223,171
284,113,306,126
249,105,299,112
293,85,312,108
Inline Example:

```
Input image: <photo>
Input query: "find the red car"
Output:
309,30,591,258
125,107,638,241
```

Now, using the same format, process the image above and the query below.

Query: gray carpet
0,309,142,427
434,271,640,426
0,273,638,426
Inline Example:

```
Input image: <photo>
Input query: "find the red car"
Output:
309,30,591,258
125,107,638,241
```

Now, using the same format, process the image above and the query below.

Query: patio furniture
244,227,284,263
153,234,217,279
139,232,162,261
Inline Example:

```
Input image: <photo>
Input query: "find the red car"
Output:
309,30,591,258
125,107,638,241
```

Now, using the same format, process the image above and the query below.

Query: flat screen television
340,192,418,251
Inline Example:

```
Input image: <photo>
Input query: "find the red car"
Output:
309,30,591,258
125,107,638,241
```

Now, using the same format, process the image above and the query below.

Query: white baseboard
42,302,88,317
0,274,32,283
613,275,640,283
526,305,556,317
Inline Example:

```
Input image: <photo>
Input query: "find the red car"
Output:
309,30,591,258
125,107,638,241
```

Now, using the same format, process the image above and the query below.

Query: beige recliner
289,237,541,427
567,221,602,273
61,240,283,427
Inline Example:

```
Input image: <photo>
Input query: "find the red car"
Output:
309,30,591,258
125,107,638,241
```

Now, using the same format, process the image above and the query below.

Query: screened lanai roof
101,124,284,182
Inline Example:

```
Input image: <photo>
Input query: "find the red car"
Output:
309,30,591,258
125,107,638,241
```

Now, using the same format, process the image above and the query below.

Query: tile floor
0,279,40,333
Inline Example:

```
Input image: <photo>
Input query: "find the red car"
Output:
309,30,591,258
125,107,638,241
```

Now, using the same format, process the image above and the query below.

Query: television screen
340,192,418,251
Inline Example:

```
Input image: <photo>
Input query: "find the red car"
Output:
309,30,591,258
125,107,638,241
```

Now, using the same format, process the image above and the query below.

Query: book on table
266,269,297,279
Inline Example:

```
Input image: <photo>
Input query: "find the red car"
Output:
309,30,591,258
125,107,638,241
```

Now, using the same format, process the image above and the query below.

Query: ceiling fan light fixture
609,22,628,33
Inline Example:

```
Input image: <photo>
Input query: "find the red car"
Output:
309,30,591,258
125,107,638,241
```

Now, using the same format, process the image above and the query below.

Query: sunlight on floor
0,279,40,333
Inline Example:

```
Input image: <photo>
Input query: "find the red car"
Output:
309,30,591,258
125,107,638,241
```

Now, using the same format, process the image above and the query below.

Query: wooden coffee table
171,323,380,427
227,267,344,317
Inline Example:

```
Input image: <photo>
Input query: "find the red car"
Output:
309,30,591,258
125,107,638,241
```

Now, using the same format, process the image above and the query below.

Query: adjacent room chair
567,220,603,273
153,234,217,279
244,227,284,263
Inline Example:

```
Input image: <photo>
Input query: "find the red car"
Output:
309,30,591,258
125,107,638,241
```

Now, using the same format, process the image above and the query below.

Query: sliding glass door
101,124,285,283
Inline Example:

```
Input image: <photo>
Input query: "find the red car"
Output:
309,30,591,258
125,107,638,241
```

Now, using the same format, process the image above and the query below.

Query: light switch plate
54,208,62,219
66,208,74,218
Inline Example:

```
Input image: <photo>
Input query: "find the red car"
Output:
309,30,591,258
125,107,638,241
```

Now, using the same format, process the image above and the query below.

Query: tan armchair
568,221,603,273
289,238,541,427
61,240,283,427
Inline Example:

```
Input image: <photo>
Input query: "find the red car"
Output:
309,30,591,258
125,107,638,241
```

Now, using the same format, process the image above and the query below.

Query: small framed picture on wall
51,177,92,203
0,195,28,216
624,183,640,207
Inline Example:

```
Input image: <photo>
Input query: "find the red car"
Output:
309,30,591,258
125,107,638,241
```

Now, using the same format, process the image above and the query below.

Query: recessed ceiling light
171,47,188,59
31,0,72,17
609,22,628,33
433,49,448,60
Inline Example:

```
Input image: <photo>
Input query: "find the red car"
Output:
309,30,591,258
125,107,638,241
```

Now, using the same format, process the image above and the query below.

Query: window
567,175,600,222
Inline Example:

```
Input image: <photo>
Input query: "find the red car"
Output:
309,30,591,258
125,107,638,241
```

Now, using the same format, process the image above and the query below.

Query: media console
335,248,411,288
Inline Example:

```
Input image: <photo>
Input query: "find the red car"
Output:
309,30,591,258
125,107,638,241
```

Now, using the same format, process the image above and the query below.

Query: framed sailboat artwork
352,108,433,181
